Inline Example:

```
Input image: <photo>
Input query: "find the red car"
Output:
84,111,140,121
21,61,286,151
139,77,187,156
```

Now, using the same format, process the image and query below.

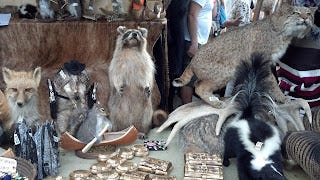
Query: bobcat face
283,6,317,38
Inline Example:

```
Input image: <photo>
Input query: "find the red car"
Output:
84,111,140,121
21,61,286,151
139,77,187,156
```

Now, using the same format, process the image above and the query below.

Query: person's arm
220,0,225,8
223,17,242,27
212,0,218,19
187,1,202,57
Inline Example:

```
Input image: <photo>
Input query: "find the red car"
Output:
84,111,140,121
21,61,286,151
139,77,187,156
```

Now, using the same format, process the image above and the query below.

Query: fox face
2,67,41,108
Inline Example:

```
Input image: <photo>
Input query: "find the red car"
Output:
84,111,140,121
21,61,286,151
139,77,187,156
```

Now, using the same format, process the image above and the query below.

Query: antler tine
164,104,223,147
156,102,200,133
215,105,239,135
296,98,312,125
278,98,311,130
215,92,241,135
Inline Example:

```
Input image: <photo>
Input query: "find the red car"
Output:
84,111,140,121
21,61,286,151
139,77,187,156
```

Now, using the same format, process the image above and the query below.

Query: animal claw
144,87,151,97
172,79,183,87
118,85,125,96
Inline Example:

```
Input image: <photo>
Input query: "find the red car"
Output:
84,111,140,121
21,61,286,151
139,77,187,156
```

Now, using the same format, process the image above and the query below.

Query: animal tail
233,53,274,119
172,64,194,87
152,109,169,127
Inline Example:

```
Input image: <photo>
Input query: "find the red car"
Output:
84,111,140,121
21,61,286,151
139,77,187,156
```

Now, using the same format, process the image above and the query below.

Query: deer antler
157,99,239,147
273,98,312,133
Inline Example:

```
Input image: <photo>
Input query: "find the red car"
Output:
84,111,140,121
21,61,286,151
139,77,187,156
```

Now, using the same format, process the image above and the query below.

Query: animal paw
138,132,148,140
209,97,226,108
223,159,230,167
144,87,151,97
172,78,184,87
118,85,125,96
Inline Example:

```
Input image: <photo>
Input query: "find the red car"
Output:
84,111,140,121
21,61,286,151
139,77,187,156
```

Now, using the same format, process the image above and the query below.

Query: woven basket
15,157,37,180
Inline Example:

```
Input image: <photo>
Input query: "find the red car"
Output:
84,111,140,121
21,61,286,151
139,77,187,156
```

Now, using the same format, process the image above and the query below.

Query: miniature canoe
60,126,138,150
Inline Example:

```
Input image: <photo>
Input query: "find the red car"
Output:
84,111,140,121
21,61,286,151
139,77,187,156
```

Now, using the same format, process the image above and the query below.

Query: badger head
116,26,148,49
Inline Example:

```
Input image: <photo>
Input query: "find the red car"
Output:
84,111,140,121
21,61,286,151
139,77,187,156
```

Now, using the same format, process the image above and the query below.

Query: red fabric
276,45,320,107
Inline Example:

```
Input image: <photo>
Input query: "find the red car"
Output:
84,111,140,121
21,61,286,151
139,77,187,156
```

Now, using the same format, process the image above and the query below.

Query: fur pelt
0,21,164,121
0,89,10,129
179,112,226,155
223,54,285,180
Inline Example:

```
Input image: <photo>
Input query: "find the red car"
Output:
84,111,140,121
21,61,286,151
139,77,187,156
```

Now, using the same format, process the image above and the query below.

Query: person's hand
235,17,243,25
187,43,198,57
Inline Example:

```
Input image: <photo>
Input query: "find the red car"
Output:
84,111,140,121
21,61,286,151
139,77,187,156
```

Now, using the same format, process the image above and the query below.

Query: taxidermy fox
173,0,316,124
0,90,10,130
2,67,42,129
108,26,156,138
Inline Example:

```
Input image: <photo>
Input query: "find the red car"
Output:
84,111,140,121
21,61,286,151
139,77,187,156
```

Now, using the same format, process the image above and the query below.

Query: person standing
180,0,216,104
223,0,251,27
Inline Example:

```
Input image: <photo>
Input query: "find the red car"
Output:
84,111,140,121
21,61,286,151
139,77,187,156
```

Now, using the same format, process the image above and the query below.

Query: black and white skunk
18,4,37,19
223,53,285,180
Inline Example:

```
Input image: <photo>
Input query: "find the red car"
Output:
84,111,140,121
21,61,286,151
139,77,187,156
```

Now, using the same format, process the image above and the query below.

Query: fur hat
63,60,85,75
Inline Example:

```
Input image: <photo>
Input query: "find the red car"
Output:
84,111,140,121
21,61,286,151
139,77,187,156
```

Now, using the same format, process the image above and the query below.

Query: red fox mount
2,67,42,129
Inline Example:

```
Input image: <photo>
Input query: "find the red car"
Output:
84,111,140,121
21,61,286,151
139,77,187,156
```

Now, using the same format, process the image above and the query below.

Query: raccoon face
116,26,148,48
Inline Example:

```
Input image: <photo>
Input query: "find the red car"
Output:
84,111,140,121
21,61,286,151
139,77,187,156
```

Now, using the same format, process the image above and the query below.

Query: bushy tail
233,53,274,119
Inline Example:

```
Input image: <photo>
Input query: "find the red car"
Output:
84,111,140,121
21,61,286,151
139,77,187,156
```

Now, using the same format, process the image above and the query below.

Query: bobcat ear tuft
2,67,12,84
33,67,42,87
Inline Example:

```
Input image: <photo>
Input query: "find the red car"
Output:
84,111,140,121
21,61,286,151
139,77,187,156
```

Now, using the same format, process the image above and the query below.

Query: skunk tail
233,53,274,119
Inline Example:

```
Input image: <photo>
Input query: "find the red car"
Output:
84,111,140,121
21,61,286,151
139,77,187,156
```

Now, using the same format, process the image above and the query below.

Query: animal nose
132,32,137,37
74,95,80,101
301,13,307,20
17,102,23,107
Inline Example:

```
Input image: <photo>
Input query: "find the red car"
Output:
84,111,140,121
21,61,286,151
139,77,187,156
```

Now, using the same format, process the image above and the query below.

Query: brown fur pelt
179,114,226,155
0,20,164,121
0,89,10,129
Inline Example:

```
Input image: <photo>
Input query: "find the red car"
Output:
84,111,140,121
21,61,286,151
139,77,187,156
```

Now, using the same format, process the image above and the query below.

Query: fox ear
2,67,12,84
33,67,41,87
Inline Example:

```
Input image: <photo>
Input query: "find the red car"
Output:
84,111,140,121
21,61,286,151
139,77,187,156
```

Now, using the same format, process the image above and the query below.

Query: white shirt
184,0,214,45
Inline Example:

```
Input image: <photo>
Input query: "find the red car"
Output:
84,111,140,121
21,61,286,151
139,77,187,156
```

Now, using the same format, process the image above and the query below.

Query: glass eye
25,88,33,93
293,11,300,15
10,88,18,92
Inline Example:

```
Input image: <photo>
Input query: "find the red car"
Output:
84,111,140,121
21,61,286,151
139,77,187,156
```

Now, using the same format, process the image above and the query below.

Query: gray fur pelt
180,113,227,155
282,130,320,180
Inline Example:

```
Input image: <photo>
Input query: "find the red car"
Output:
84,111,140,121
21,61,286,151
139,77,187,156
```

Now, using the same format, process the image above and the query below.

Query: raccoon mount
108,26,166,138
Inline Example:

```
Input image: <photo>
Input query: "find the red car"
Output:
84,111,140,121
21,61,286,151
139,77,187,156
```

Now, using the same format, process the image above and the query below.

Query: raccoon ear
139,27,148,38
2,67,12,84
33,67,42,87
117,26,127,34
